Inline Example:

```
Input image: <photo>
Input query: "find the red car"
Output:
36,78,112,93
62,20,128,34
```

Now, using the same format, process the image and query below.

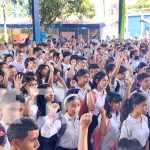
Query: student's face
90,68,99,78
97,75,109,90
53,56,60,64
111,101,122,112
2,102,24,125
66,98,80,118
64,56,70,62
35,50,42,58
118,72,126,81
16,130,39,150
134,100,148,115
9,67,17,80
53,72,60,83
44,87,54,102
25,80,38,91
140,77,150,90
77,73,89,87
78,60,86,69
6,57,13,64
41,66,49,77
16,53,23,62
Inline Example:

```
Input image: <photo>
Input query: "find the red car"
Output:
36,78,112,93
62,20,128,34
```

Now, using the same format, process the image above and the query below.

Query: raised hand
80,112,92,129
27,86,39,98
14,74,25,90
48,103,60,118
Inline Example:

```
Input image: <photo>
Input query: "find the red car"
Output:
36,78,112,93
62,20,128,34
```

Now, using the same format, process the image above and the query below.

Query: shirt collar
64,113,79,121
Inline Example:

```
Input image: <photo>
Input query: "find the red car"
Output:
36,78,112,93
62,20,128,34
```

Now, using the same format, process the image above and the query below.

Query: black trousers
57,147,77,150
88,115,98,150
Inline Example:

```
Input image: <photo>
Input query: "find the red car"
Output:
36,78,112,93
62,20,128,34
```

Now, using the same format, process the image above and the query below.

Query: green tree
39,0,96,24
127,0,150,9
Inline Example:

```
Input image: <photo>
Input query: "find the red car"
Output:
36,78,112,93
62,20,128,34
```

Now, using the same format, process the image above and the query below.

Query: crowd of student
0,34,150,150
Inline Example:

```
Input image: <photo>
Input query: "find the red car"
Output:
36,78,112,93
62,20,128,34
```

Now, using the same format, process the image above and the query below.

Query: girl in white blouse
40,94,81,150
86,71,109,150
120,92,149,150
100,92,122,150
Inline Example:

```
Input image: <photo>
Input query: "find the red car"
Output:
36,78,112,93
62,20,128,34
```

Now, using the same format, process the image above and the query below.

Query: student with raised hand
86,71,109,150
120,92,149,150
7,117,39,150
78,112,92,150
40,94,81,150
96,92,122,150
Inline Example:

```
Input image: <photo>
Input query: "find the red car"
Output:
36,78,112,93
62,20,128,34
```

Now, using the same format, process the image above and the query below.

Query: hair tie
64,94,79,106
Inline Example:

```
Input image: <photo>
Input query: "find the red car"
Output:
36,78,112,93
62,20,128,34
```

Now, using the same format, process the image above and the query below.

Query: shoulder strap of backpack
115,80,120,92
54,117,67,150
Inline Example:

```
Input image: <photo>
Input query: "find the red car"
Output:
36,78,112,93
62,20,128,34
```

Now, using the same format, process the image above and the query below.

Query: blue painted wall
127,14,150,38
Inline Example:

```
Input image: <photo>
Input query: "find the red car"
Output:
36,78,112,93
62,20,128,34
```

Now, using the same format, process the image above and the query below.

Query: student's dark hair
1,90,25,105
70,54,78,62
53,52,60,58
121,92,147,123
7,117,38,142
36,64,50,85
0,69,4,77
37,84,54,117
3,54,13,62
137,72,150,83
15,49,22,56
74,69,89,82
89,64,99,70
24,57,36,69
117,138,143,150
105,63,115,74
22,73,37,94
104,92,122,118
0,62,6,69
33,47,42,53
92,71,108,89
118,65,127,74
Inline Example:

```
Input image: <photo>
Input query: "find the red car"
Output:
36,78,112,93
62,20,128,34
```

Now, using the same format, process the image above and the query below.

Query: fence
0,23,104,42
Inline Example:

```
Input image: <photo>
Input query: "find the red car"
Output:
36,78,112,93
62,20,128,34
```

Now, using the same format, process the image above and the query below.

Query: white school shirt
41,113,80,149
25,95,38,122
92,89,107,116
120,114,149,147
100,113,121,150
9,60,24,72
52,82,66,102
110,79,126,99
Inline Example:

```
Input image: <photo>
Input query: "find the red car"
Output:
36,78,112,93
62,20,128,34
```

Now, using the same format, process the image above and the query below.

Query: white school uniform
41,113,80,149
120,114,149,147
100,113,121,150
92,89,107,116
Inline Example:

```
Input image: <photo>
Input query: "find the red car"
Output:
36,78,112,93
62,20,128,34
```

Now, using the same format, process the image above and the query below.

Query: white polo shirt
41,113,80,149
92,89,107,116
120,114,149,147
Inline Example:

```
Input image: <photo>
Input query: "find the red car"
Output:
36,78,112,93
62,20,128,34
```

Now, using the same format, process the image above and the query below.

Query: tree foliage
39,0,96,24
5,0,95,25
127,0,150,9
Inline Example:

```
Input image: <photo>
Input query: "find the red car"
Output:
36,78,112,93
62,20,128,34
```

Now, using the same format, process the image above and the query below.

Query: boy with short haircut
7,117,39,150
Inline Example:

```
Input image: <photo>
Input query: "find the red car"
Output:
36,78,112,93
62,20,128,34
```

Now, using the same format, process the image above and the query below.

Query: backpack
79,91,96,118
91,119,120,150
38,117,67,150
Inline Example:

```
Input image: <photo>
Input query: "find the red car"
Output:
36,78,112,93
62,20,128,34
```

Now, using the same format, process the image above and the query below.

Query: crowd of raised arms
0,34,150,150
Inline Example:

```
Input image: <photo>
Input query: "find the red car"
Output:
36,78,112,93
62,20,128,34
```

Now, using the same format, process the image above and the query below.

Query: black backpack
38,117,67,150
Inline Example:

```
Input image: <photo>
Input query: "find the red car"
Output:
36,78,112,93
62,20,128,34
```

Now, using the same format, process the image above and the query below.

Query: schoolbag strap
54,117,67,150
